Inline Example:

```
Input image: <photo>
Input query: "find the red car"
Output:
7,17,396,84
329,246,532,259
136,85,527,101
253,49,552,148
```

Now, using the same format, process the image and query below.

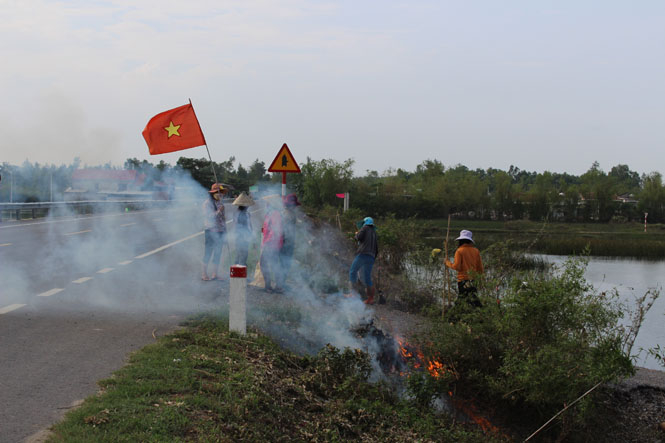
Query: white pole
9,170,13,203
50,172,53,202
229,265,247,334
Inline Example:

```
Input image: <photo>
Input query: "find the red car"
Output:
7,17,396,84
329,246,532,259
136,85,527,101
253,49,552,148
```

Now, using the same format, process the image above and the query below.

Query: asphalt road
0,205,240,442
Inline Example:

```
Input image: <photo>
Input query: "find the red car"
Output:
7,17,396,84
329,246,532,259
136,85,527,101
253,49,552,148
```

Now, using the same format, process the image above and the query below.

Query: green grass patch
420,219,665,258
48,314,497,442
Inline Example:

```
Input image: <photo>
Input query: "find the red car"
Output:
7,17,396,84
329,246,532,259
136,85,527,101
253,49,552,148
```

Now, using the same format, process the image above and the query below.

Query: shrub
418,255,635,437
375,215,422,273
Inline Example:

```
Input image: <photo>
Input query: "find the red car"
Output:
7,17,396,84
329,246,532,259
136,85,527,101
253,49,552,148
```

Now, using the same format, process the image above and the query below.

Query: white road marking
0,243,11,247
72,277,93,284
97,268,114,274
120,223,136,227
135,231,203,259
0,304,26,314
118,260,133,265
38,288,64,297
64,229,92,236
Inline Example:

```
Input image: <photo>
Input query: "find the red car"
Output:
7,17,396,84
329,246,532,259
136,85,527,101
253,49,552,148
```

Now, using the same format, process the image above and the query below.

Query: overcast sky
1,1,663,176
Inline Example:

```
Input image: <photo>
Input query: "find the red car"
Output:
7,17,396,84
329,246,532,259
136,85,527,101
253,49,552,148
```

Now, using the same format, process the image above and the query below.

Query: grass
421,219,665,258
47,314,497,442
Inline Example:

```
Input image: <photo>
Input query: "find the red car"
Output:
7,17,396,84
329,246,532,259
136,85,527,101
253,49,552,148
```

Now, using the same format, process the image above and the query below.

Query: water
540,255,665,370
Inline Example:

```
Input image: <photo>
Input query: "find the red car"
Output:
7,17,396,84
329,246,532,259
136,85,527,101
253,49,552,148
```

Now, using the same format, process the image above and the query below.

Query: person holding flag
201,183,228,281
143,101,230,281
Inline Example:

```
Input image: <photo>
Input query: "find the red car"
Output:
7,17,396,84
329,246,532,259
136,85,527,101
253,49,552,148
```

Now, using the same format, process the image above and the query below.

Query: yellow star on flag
164,121,181,138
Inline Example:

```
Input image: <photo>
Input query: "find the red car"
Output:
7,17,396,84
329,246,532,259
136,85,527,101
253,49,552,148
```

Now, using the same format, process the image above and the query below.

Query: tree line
2,157,665,223
290,159,662,223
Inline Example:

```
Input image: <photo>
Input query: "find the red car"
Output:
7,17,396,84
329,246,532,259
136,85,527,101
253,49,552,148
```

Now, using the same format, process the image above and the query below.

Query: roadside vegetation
318,210,663,440
415,255,638,441
48,315,494,442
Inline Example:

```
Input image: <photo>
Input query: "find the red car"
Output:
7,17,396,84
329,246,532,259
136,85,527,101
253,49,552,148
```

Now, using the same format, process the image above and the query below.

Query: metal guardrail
0,200,175,221
0,198,233,221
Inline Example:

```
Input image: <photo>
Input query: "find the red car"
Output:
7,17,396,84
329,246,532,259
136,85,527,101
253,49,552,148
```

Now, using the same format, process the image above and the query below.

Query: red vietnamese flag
142,103,206,155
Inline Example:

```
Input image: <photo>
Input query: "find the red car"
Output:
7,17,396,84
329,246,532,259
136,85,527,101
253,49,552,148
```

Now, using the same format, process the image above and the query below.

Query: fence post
229,265,247,334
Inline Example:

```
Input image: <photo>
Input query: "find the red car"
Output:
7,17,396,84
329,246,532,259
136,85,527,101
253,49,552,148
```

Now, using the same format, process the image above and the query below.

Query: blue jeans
203,230,226,266
349,254,375,287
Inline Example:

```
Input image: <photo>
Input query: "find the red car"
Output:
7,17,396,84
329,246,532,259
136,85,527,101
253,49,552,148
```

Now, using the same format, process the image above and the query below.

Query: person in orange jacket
445,229,483,307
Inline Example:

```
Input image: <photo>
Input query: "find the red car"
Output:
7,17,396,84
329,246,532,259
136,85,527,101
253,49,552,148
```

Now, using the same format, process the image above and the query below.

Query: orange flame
396,336,449,378
396,336,503,436
449,395,502,435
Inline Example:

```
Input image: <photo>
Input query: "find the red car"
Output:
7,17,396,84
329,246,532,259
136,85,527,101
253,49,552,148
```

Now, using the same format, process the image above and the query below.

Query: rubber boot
364,286,375,305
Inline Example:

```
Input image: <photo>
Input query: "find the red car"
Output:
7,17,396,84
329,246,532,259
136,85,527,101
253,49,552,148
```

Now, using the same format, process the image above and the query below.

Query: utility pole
9,169,13,203
50,172,53,202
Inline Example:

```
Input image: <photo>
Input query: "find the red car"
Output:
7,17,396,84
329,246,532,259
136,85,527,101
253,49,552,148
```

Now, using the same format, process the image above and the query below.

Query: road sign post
268,143,301,196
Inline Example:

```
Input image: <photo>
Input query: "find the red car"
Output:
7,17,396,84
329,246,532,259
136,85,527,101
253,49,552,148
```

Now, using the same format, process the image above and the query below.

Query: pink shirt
261,209,283,249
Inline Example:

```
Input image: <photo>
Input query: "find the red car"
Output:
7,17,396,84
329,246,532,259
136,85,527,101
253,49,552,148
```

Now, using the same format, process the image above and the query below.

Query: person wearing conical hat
202,183,228,281
445,229,484,307
232,192,255,267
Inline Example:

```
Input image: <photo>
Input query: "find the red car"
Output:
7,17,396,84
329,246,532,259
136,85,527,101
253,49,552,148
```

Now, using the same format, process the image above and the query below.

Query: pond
540,255,665,370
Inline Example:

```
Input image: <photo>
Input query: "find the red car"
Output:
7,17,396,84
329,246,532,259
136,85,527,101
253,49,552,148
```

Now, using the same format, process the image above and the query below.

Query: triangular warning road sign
268,143,301,173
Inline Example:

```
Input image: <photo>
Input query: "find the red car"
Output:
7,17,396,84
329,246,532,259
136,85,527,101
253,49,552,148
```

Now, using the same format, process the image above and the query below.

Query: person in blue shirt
349,217,379,304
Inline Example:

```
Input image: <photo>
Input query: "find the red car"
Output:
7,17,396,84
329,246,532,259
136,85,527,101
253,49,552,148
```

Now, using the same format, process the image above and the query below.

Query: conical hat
232,192,255,207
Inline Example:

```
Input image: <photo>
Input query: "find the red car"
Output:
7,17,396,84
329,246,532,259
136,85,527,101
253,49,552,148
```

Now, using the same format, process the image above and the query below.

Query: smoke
0,171,210,311
237,184,388,374
0,176,388,374
2,90,123,167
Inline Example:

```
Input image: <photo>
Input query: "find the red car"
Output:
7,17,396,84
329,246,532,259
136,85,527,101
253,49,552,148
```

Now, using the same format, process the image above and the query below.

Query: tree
248,159,269,183
580,162,617,222
297,158,354,208
639,172,665,222
492,171,514,220
609,164,641,195
526,172,558,221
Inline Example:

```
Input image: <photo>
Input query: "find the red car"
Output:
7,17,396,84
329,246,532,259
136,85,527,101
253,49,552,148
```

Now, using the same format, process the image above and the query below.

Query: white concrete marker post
229,265,247,334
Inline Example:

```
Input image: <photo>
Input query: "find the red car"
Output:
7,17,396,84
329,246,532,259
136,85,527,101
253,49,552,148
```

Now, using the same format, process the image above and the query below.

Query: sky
1,0,663,177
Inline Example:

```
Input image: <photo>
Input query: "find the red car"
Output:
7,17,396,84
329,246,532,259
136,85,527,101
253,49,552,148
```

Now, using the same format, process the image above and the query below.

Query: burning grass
47,314,500,442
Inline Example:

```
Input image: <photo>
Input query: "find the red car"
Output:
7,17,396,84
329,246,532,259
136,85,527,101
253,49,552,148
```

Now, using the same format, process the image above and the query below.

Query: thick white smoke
1,175,387,372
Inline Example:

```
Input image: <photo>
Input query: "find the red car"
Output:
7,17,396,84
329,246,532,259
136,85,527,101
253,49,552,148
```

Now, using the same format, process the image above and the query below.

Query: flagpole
189,98,222,195
204,144,221,189
190,99,226,263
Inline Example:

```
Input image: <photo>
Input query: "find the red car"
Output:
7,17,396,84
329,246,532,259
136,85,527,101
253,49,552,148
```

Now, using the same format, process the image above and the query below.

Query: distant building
614,193,638,204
